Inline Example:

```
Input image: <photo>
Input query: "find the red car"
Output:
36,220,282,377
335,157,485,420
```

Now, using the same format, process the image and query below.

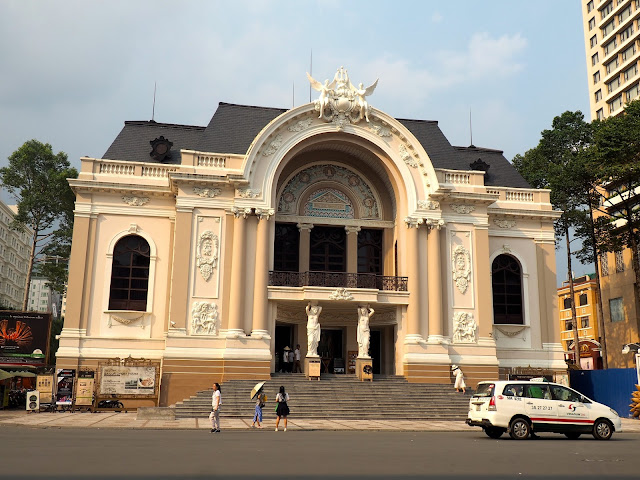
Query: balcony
268,271,408,291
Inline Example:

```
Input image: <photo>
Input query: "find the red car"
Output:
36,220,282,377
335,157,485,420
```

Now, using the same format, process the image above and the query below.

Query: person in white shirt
293,344,302,373
282,346,290,373
209,382,222,433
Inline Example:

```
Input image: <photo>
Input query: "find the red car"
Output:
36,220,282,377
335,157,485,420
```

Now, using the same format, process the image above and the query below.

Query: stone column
63,202,92,330
252,209,274,338
297,223,313,273
168,208,193,331
474,226,493,339
345,226,361,274
427,223,444,341
227,207,251,336
404,219,423,342
418,225,429,338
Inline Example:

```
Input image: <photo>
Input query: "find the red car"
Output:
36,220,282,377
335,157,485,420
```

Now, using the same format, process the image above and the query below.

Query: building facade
56,69,564,406
28,277,62,317
557,274,602,369
0,201,32,310
582,0,640,121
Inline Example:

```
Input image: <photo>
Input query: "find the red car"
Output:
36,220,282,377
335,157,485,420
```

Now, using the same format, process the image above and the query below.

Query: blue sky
0,0,590,282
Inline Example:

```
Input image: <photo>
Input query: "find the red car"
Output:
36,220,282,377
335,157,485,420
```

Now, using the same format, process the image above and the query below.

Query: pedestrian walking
293,344,302,373
209,382,222,432
451,365,466,393
251,386,266,429
274,385,290,431
282,346,290,373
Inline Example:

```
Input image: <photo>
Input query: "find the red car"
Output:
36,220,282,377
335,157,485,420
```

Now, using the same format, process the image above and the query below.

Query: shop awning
0,369,37,380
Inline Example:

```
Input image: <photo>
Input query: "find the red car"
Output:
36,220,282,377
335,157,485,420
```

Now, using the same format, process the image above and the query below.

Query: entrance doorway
275,323,294,372
310,226,346,272
370,330,381,374
318,328,344,373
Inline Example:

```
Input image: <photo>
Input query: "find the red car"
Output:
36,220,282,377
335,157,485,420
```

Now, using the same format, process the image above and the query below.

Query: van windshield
474,383,495,397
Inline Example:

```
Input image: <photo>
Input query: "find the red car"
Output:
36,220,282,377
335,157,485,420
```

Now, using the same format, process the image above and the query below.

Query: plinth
305,357,321,381
356,357,373,381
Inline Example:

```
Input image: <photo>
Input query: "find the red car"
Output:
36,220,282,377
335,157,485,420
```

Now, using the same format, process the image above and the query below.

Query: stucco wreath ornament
196,231,219,281
452,245,471,294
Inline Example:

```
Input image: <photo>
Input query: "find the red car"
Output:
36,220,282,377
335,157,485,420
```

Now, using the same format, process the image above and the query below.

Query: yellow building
581,0,640,121
557,274,602,369
56,67,565,406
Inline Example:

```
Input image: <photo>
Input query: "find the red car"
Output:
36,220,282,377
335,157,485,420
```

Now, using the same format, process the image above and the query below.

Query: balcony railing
268,271,408,292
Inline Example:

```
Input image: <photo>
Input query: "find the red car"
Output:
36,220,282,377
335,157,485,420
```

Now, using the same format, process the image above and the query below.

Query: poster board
36,374,55,404
75,370,95,406
0,311,51,366
95,357,160,408
56,369,75,406
347,351,357,375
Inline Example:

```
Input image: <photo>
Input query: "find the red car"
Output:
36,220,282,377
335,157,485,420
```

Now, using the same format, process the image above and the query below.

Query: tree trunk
589,204,608,369
22,228,38,311
565,226,581,369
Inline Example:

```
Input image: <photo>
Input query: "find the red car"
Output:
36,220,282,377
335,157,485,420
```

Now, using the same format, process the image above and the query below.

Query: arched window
492,254,523,325
108,235,150,311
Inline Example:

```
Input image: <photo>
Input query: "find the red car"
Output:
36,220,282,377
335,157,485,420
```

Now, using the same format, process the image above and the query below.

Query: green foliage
0,140,78,307
48,315,64,365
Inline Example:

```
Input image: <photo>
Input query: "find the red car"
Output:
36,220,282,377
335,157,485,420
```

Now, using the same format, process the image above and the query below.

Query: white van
466,380,621,440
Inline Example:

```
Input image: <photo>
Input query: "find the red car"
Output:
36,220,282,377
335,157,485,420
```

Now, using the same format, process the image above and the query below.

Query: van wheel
509,418,531,440
564,432,581,440
592,419,613,440
484,427,505,439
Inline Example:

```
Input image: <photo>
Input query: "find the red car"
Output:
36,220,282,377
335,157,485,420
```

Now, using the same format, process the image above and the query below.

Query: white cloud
431,12,444,23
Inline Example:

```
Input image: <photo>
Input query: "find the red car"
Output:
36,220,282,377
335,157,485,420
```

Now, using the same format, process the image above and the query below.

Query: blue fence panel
570,368,638,417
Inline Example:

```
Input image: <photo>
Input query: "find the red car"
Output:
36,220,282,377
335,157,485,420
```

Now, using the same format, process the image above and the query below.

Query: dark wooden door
310,226,346,272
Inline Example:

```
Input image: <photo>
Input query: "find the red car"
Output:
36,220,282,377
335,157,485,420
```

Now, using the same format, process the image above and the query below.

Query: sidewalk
2,410,640,432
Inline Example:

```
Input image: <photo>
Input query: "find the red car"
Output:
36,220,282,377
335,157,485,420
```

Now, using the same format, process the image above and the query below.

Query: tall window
615,250,625,272
309,226,346,272
273,223,300,272
108,235,150,311
357,229,383,275
601,253,609,275
492,254,524,325
563,297,572,309
609,297,624,322
579,293,588,306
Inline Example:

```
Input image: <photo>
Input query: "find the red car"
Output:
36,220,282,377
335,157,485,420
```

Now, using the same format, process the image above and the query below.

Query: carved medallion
236,188,261,199
329,288,354,300
418,200,440,210
288,118,314,132
495,219,516,229
196,231,219,281
262,134,283,156
399,144,418,168
452,245,471,294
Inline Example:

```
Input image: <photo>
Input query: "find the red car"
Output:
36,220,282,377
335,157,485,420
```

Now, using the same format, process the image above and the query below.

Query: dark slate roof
452,146,531,188
103,121,206,164
102,102,530,188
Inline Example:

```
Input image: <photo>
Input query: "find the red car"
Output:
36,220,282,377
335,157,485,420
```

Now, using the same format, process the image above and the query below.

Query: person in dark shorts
274,385,290,432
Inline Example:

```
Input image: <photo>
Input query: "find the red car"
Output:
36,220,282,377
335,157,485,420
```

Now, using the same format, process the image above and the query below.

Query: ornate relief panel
449,230,474,309
277,164,380,219
303,188,354,219
192,214,222,299
452,312,477,343
190,301,219,336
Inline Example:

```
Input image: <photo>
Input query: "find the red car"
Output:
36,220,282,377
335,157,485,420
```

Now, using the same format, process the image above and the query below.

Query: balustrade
268,271,408,291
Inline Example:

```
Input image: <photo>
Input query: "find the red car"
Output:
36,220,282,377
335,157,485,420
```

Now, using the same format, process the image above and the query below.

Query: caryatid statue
306,303,322,357
357,305,374,358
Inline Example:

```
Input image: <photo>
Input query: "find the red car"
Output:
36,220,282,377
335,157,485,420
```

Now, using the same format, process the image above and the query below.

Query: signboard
99,365,157,396
0,311,51,365
75,371,95,406
347,351,357,375
36,374,55,404
56,369,75,406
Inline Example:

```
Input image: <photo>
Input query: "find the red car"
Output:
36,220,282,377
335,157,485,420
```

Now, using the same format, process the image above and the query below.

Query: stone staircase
174,373,472,420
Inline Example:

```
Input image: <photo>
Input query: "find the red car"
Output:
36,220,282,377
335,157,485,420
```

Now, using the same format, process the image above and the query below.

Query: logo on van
568,404,577,411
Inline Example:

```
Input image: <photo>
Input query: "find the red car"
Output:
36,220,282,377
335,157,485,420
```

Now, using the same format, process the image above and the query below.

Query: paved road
1,426,639,479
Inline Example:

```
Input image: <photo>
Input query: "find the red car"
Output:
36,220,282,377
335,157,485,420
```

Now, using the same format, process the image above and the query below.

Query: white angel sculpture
351,79,378,122
307,72,335,118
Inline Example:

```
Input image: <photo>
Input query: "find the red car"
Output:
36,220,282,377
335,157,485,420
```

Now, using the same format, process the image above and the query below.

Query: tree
593,100,640,337
513,111,593,368
0,140,78,310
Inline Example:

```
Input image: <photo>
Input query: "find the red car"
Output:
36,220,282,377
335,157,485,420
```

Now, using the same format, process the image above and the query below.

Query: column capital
230,206,253,218
425,218,446,230
297,222,314,232
404,217,422,228
345,226,361,235
255,208,275,221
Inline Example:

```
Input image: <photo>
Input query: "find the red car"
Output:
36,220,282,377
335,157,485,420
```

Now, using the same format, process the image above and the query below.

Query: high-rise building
0,201,33,310
28,277,61,316
582,0,640,120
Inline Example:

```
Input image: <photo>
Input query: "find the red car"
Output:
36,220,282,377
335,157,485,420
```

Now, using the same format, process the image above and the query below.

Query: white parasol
251,381,266,399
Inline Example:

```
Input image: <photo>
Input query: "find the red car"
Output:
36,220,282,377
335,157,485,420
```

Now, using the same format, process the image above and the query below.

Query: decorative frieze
495,218,516,229
122,196,149,206
287,117,314,132
369,122,392,137
329,288,354,300
452,312,477,343
236,188,261,199
193,187,221,198
450,204,475,214
196,231,219,281
262,134,283,156
399,144,418,168
452,245,471,294
190,302,219,336
418,200,440,210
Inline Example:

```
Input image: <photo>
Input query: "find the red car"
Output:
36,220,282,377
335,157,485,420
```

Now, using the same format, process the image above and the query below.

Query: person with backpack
274,385,290,432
